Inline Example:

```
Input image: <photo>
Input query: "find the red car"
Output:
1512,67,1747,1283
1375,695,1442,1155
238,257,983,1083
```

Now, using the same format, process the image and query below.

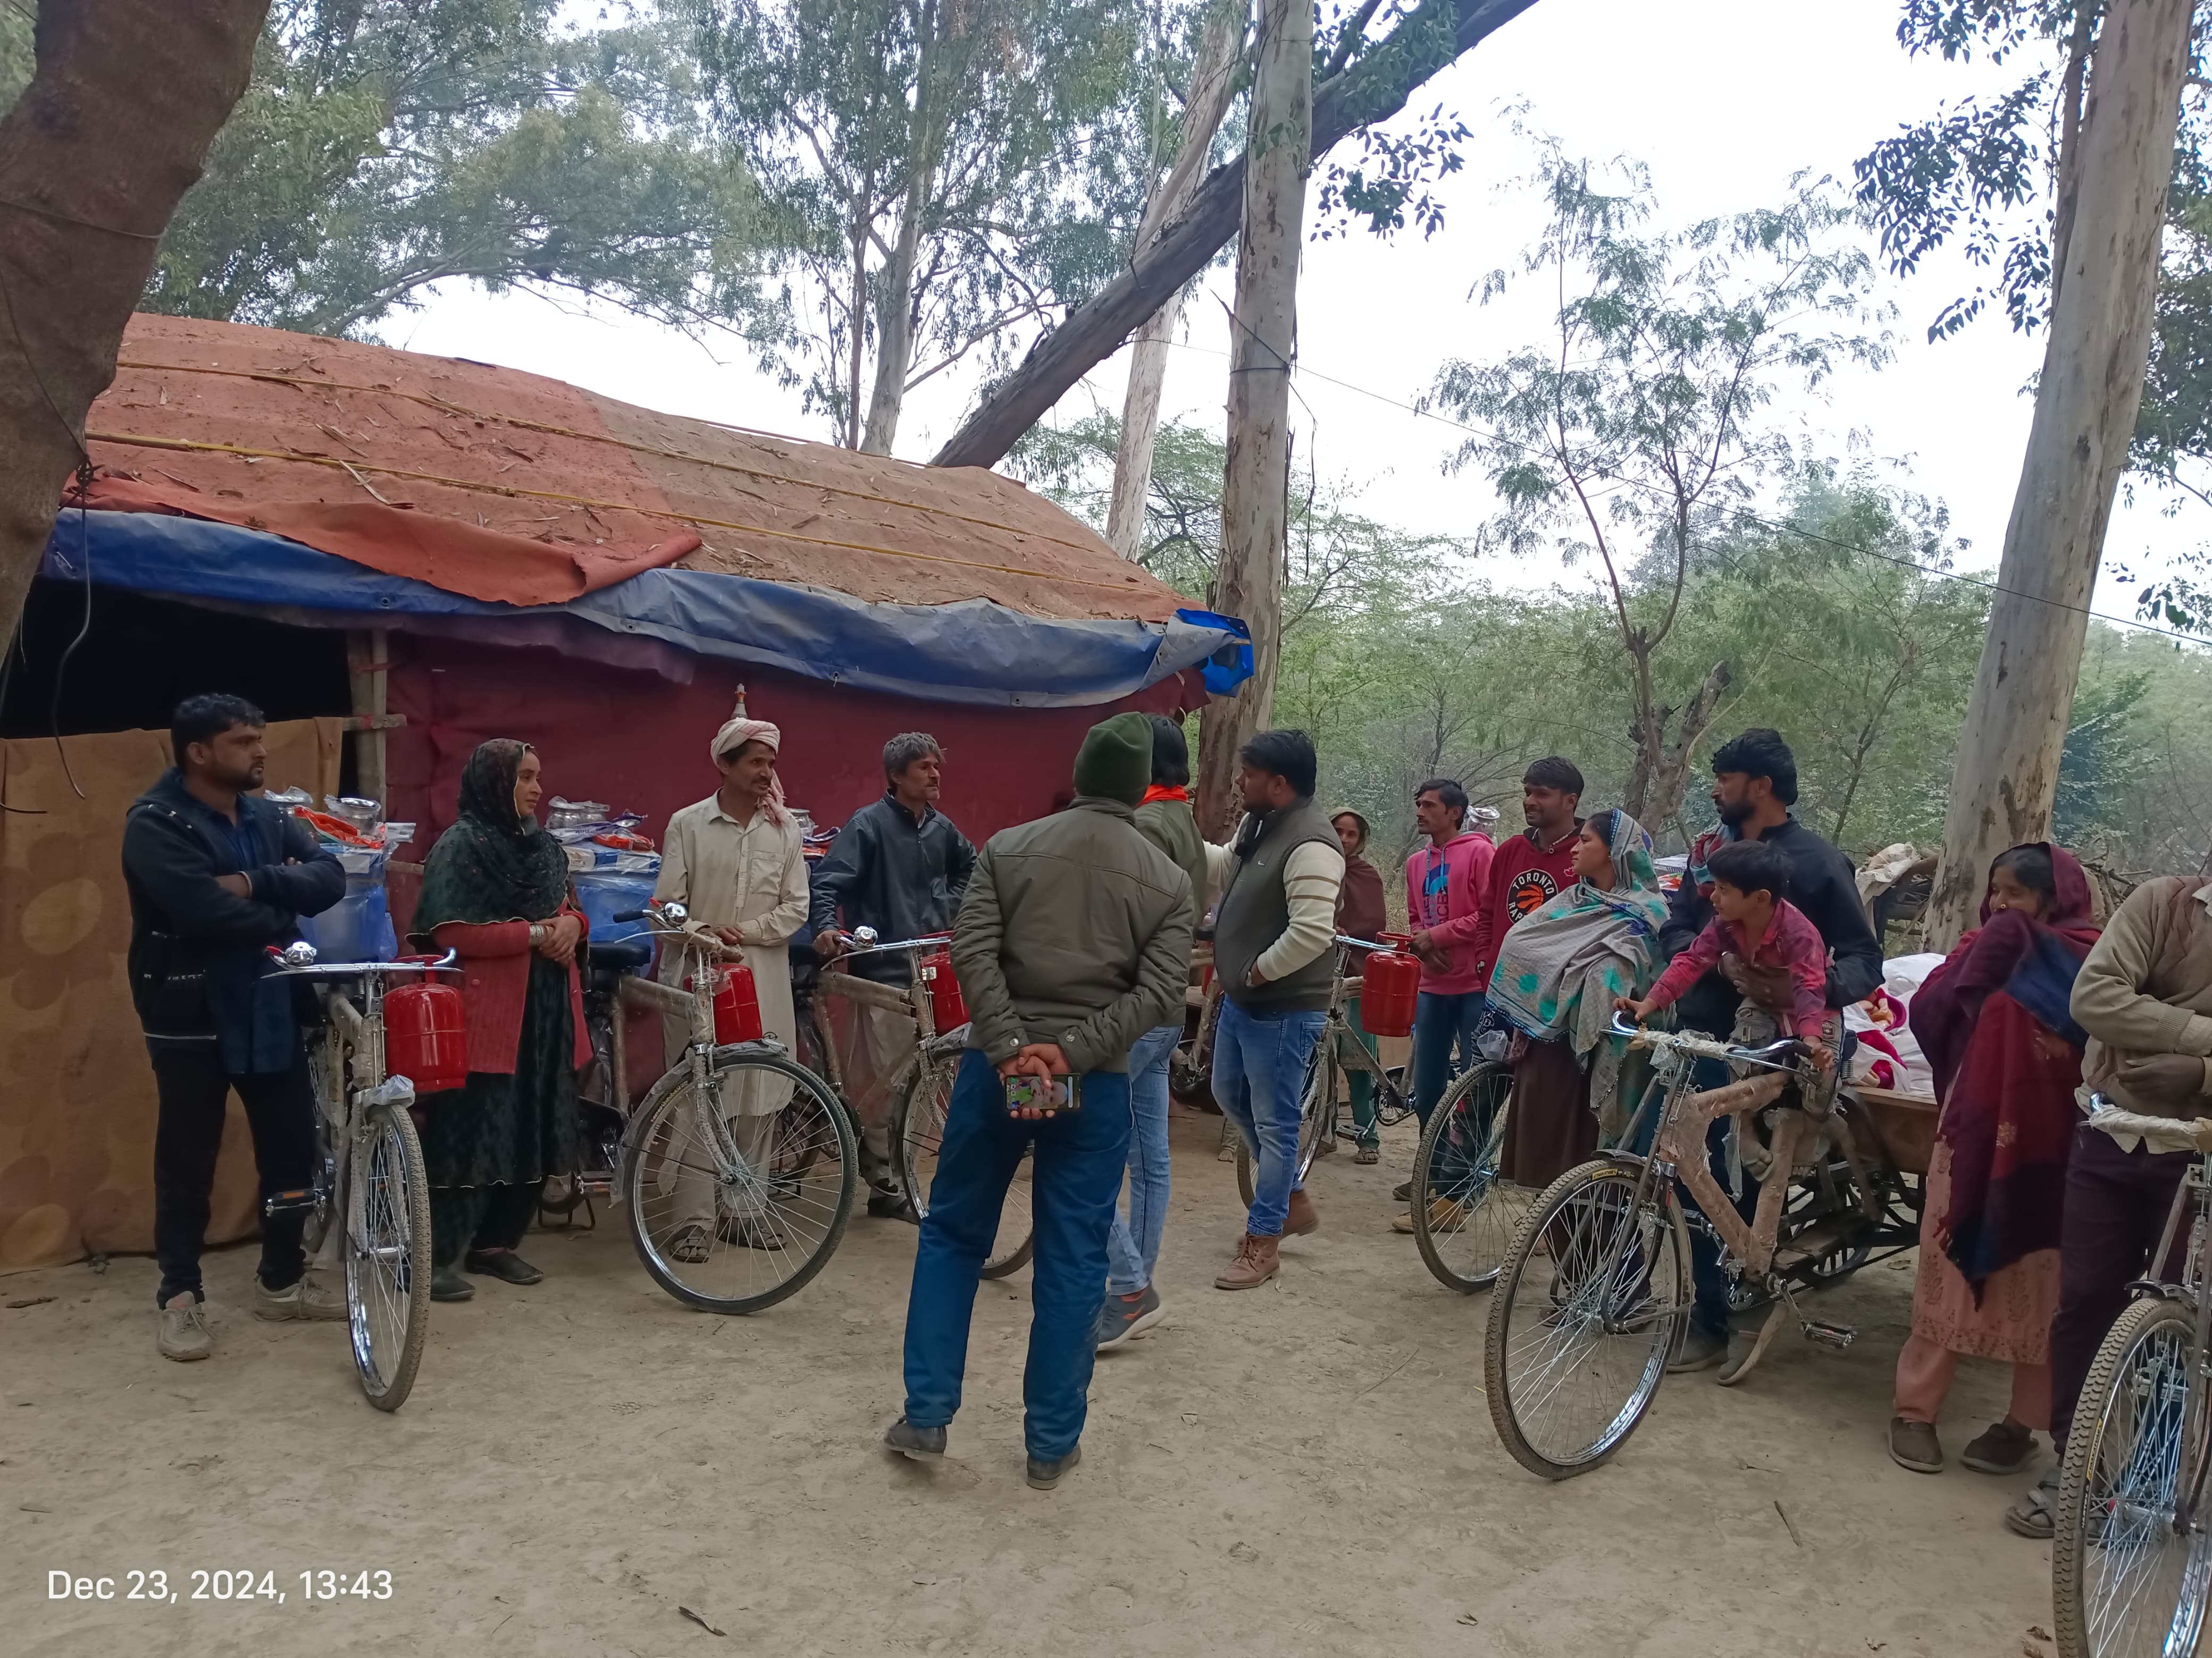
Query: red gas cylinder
385,960,468,1095
687,962,765,1045
919,948,967,1031
1361,935,1422,1039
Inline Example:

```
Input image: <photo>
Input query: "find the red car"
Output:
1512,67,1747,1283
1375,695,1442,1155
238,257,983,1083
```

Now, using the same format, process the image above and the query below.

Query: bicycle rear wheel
894,1053,1034,1277
2055,1295,2212,1658
347,1099,431,1412
1411,1061,1522,1293
1485,1158,1687,1479
1235,1043,1329,1209
624,1052,856,1314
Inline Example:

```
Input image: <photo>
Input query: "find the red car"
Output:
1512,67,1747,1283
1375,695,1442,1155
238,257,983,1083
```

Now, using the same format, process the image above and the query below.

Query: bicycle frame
2094,1098,2212,1539
607,904,791,1189
1312,934,1418,1137
806,929,961,1108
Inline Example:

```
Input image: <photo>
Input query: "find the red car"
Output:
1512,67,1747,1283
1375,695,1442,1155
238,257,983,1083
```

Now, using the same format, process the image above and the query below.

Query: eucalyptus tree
690,0,1150,452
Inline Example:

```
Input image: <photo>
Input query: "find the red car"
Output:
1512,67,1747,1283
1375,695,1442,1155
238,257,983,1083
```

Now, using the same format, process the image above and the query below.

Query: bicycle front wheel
1485,1158,1687,1479
624,1052,857,1314
1235,1043,1329,1209
895,1054,1034,1277
2056,1294,2212,1658
347,1098,431,1412
1411,1061,1523,1293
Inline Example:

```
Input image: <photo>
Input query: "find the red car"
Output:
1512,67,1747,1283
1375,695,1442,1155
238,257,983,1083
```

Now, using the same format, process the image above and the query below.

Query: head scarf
1328,806,1371,853
1487,807,1670,1061
710,692,787,826
1920,843,2104,1296
411,739,572,937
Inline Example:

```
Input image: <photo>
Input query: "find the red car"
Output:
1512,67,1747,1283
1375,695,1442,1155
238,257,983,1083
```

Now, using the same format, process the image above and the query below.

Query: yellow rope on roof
111,357,1107,562
86,429,1153,599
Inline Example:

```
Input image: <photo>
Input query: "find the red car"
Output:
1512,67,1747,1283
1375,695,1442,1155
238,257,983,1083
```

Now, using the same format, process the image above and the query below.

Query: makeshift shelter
0,314,1249,1272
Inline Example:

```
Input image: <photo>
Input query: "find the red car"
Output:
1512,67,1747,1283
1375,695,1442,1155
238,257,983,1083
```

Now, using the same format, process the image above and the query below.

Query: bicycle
262,942,451,1412
1485,1014,1901,1479
1227,935,1519,1290
831,930,1034,1278
2052,1098,2212,1658
610,901,857,1314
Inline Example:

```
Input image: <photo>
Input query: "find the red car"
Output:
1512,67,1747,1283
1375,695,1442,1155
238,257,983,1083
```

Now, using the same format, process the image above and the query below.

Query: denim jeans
1212,997,1327,1236
902,1050,1131,1460
1412,990,1486,1127
1106,1022,1180,1294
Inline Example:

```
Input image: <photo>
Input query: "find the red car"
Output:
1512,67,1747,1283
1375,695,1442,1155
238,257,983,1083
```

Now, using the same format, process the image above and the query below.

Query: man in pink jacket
1395,779,1495,1207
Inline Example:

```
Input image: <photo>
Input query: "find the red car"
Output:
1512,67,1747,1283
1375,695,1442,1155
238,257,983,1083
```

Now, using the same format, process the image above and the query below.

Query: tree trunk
860,13,948,457
860,162,932,455
1105,3,1243,558
0,0,272,653
928,0,1541,471
1924,0,2194,949
1195,0,1311,838
1620,658,1730,824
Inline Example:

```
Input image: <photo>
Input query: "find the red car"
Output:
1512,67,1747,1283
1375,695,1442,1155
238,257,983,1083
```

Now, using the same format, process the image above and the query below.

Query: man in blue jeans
1096,716,1211,1350
1202,730,1344,1291
885,714,1191,1490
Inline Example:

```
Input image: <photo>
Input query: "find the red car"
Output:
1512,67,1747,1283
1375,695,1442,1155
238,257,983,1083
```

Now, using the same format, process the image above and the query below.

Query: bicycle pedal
262,1188,317,1217
1800,1318,1856,1350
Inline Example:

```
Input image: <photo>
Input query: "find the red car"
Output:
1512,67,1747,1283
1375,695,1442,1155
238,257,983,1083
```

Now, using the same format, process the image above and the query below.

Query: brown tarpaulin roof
79,315,1172,619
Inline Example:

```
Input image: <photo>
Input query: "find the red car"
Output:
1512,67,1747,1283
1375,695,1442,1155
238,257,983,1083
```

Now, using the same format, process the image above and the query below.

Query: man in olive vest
1204,729,1344,1289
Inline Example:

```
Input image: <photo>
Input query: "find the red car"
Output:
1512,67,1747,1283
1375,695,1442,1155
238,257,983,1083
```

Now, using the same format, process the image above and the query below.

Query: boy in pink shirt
1621,839,1834,1070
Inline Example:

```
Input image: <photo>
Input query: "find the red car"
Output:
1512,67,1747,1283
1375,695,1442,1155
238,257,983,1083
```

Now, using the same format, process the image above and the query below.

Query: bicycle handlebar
2085,1093,2212,1154
831,928,953,960
268,945,460,979
1607,1013,1807,1070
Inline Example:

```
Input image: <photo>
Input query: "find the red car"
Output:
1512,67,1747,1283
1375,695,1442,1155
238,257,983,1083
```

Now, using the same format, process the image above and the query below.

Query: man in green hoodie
885,713,1193,1491
1095,714,1211,1351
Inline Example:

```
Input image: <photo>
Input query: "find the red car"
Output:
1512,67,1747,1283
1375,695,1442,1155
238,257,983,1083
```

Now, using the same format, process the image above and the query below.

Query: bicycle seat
589,936,655,974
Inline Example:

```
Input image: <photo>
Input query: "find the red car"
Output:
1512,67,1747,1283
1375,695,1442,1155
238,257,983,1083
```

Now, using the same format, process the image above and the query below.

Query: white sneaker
255,1270,346,1322
158,1293,211,1361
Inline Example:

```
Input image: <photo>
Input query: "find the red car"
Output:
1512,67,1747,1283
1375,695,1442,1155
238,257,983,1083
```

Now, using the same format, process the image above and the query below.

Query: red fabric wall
382,634,1196,926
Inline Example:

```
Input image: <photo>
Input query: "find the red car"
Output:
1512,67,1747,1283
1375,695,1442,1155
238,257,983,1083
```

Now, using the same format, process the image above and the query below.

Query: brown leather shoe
1214,1232,1280,1290
1283,1188,1319,1237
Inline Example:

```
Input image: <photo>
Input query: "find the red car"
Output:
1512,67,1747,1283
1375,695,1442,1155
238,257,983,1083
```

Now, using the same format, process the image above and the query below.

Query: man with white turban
650,693,811,1255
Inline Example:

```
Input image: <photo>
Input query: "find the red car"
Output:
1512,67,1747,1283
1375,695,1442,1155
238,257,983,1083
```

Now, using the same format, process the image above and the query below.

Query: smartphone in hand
1003,1073,1080,1116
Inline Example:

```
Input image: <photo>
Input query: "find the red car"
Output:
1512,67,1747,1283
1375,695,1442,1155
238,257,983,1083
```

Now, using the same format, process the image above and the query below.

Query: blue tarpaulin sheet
40,509,1252,709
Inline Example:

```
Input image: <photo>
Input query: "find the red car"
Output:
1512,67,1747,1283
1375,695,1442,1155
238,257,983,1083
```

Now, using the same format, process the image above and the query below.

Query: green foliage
1426,142,1891,815
688,0,1155,442
1855,2,2212,635
130,2,770,340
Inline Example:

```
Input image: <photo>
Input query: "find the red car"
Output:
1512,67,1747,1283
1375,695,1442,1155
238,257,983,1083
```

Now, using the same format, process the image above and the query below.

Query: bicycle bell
852,926,879,947
277,940,319,967
655,900,689,925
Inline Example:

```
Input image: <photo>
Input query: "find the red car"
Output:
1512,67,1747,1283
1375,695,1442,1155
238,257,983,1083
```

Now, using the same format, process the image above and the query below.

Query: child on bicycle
1616,839,1834,1073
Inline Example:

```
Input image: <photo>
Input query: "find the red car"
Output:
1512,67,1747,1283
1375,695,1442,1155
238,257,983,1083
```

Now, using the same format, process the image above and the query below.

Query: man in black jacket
122,694,345,1362
810,731,978,1209
1654,727,1884,1376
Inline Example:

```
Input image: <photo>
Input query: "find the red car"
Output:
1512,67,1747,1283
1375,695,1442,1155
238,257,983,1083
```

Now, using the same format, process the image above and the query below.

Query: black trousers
429,1181,544,1270
150,1043,316,1306
2049,1123,2195,1454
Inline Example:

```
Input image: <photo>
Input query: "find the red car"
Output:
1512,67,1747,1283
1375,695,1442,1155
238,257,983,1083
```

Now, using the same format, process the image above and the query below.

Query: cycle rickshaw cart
1485,1013,1936,1479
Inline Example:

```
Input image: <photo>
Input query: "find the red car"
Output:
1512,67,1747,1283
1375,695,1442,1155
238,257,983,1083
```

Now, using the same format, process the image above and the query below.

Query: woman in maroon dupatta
1888,843,2100,1477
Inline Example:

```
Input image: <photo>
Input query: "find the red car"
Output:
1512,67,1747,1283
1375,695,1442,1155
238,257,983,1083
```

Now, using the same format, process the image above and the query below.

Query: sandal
2005,1467,2059,1539
669,1223,711,1265
1962,1418,2036,1476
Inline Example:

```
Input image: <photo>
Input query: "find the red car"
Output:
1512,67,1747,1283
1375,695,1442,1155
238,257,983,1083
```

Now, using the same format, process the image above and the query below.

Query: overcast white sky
392,0,2204,624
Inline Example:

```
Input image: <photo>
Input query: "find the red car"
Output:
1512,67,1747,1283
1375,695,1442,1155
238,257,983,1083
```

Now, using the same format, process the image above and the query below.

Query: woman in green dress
410,739,589,1301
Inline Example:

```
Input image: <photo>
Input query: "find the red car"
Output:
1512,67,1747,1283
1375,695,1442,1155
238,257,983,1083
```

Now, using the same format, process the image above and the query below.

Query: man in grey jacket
885,712,1192,1491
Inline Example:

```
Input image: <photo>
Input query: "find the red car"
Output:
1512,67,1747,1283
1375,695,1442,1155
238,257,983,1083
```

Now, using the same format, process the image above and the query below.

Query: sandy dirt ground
7,1107,2064,1658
